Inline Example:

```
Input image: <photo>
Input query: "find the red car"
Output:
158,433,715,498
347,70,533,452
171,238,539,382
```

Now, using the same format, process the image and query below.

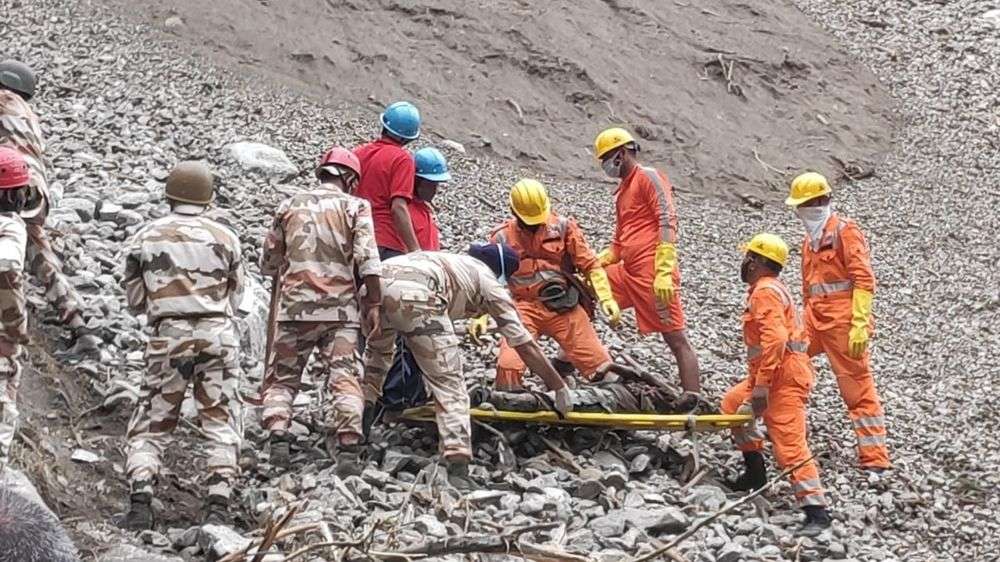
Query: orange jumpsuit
605,166,685,334
721,277,826,508
491,213,612,390
802,213,889,469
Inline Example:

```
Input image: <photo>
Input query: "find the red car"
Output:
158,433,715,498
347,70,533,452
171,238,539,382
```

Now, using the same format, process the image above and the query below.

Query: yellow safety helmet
594,127,636,159
741,232,789,267
510,178,551,225
785,172,831,206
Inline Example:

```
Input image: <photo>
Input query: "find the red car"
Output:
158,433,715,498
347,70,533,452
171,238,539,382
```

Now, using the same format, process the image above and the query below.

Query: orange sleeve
750,288,790,388
800,239,811,306
841,223,876,293
565,218,599,274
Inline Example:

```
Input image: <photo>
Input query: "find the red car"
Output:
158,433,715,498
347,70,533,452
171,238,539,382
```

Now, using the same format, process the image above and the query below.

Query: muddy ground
99,0,896,202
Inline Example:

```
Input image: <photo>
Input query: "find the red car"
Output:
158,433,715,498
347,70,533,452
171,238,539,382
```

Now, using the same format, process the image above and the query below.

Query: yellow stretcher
400,405,752,432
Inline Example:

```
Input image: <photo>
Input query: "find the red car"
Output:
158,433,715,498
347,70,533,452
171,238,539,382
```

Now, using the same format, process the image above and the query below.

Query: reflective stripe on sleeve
808,280,853,296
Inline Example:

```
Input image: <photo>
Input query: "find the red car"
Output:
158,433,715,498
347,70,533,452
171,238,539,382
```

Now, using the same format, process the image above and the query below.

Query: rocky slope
97,0,895,202
1,0,998,561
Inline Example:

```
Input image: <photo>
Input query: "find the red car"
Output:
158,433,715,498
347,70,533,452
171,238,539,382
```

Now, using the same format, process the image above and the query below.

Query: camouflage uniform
259,183,380,439
0,91,81,326
0,213,27,460
121,206,243,499
363,252,533,460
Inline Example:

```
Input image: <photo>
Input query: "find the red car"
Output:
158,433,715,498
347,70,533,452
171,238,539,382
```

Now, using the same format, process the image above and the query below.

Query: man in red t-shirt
354,101,423,259
409,147,450,251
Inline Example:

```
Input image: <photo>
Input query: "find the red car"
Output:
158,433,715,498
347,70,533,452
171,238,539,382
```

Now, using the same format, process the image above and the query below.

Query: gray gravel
2,0,998,560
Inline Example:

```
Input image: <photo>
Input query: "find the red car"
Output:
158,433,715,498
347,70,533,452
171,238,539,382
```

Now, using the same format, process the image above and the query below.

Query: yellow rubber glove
597,248,620,267
588,267,621,326
848,288,873,358
653,242,677,305
468,314,490,344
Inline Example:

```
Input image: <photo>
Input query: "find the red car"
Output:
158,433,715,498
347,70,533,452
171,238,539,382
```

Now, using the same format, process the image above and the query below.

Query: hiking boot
331,442,365,478
202,494,230,526
122,493,154,531
446,460,476,491
798,505,832,537
729,451,767,492
269,432,291,470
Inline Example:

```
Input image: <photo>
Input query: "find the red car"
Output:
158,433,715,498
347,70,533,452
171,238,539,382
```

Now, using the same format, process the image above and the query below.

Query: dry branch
629,454,818,562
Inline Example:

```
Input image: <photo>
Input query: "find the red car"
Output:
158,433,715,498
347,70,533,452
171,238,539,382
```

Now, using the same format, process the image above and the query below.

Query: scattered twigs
361,522,587,562
218,502,305,562
628,454,818,562
539,435,582,474
752,148,786,176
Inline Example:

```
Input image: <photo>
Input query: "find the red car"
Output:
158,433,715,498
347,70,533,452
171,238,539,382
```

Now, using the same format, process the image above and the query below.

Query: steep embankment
100,0,895,202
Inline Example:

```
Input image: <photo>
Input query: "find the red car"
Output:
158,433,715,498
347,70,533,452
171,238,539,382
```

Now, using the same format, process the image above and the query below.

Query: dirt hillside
100,0,896,201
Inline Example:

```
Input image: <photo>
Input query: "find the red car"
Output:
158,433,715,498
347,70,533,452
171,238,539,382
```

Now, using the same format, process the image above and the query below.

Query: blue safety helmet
380,101,421,141
413,147,451,182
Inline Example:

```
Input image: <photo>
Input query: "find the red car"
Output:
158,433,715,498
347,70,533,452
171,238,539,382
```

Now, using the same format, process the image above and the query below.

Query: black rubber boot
269,432,291,470
799,505,832,537
730,451,768,492
123,493,154,531
202,494,230,526
446,460,476,491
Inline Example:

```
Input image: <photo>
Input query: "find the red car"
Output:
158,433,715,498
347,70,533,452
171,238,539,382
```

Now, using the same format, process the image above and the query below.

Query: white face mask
795,204,832,242
601,155,622,179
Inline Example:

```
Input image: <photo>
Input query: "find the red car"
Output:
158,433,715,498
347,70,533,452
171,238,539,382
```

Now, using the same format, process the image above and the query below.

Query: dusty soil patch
97,0,897,201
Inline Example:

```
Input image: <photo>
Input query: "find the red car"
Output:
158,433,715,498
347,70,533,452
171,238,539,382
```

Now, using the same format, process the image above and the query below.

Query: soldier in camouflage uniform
120,161,244,530
362,244,572,489
0,61,87,337
259,147,382,475
0,148,30,462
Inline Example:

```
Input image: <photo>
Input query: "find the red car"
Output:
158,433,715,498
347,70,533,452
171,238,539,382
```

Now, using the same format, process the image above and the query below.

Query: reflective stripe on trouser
746,341,808,360
721,366,827,507
809,323,890,468
364,278,471,460
496,302,612,391
0,353,22,459
260,321,364,438
24,215,83,324
126,318,242,498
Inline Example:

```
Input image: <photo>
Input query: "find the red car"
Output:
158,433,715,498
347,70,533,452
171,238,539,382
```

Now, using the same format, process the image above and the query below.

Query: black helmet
0,60,36,100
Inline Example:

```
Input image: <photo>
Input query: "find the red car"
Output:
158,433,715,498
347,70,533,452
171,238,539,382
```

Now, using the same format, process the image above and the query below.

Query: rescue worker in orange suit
592,128,701,409
787,172,889,471
473,179,621,391
721,233,831,536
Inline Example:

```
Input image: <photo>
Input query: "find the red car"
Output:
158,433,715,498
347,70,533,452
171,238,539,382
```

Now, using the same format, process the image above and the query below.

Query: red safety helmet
0,147,30,189
316,147,362,179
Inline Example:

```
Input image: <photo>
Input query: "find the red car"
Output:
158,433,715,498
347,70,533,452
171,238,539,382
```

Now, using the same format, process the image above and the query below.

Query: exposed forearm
515,340,567,391
390,200,420,252
362,274,382,306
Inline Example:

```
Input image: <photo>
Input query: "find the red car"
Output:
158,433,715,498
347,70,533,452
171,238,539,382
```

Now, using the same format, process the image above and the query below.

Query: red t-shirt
353,138,416,251
409,199,440,251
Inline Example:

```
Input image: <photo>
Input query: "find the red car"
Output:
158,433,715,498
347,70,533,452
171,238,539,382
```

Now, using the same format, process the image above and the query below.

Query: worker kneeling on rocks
721,233,831,536
787,172,889,471
362,244,572,489
0,148,30,463
476,179,620,390
121,162,244,529
258,147,382,476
